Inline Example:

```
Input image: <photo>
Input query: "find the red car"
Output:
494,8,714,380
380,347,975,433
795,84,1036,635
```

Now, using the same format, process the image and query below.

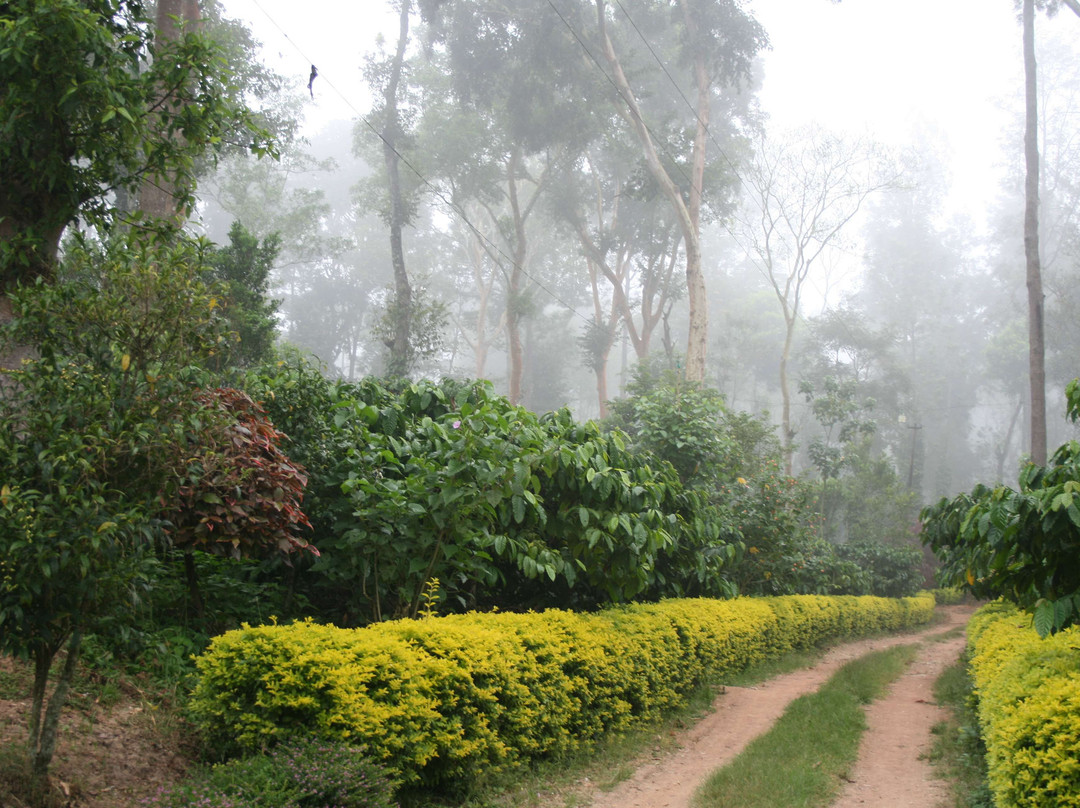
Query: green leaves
1,0,276,281
922,380,1080,634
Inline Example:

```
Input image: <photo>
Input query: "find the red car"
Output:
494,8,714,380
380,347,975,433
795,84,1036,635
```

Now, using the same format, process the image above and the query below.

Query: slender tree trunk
184,550,206,620
29,630,82,780
996,397,1025,482
779,316,796,475
383,0,413,378
1023,0,1047,465
506,150,528,405
680,0,710,383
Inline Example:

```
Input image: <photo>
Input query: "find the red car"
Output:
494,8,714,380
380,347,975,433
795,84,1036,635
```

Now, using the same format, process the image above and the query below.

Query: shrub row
967,602,1080,807
927,586,968,606
190,594,934,792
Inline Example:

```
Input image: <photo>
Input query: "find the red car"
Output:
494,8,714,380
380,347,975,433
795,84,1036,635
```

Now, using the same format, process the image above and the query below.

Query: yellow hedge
190,593,933,790
967,602,1080,807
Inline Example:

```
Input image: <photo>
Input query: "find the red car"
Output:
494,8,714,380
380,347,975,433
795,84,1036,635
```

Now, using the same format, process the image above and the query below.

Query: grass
925,656,995,808
721,648,827,688
690,643,918,808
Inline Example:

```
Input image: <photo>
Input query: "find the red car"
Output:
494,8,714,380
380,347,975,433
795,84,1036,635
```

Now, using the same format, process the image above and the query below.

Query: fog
196,0,1080,505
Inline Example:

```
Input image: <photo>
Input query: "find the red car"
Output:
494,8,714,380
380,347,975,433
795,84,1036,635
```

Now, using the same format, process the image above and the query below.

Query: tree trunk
138,0,201,222
505,150,529,405
183,549,205,620
779,317,796,476
29,630,82,781
680,0,711,383
383,0,413,378
1023,0,1047,466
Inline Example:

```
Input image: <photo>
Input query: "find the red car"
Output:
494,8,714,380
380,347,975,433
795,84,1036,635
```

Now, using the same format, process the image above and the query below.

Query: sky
221,0,1078,230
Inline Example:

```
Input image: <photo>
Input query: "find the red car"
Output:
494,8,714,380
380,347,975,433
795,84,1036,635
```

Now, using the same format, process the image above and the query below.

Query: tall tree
411,0,598,402
591,0,766,382
1023,0,1048,465
0,0,273,283
1021,0,1080,464
736,126,897,474
138,0,203,221
379,0,414,378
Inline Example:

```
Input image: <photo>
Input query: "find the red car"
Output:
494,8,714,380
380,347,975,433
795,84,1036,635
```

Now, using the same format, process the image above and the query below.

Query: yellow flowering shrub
190,594,934,790
968,603,1080,807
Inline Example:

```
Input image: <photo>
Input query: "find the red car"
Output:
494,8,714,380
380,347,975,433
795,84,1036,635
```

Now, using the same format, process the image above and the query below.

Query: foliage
145,736,398,808
165,387,316,559
717,457,837,595
205,222,283,368
967,602,1080,807
533,410,737,603
604,370,896,599
245,367,737,622
0,0,275,278
834,542,923,598
605,372,737,487
921,378,1080,635
928,587,968,606
801,376,877,485
370,281,449,379
189,594,934,792
0,233,225,776
822,442,919,545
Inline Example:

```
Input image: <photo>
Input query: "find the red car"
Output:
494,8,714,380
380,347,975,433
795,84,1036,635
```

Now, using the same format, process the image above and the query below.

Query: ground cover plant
927,656,995,808
144,736,399,808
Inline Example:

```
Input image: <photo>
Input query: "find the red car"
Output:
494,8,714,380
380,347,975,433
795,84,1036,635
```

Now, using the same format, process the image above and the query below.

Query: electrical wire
245,0,592,326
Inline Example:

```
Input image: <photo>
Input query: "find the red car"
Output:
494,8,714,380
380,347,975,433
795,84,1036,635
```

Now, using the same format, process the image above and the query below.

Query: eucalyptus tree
546,137,685,415
407,0,608,402
441,203,508,380
983,25,1080,464
1019,0,1080,464
364,0,416,378
588,0,768,383
735,126,899,474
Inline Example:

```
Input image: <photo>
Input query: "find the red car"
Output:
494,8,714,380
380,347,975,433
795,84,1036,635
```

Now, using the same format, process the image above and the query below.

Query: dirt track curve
572,605,976,808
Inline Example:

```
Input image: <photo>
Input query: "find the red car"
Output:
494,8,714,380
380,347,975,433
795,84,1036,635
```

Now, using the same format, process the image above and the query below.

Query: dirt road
576,606,975,808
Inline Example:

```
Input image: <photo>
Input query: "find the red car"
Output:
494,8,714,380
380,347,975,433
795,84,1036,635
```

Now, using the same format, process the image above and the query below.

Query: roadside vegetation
928,657,995,808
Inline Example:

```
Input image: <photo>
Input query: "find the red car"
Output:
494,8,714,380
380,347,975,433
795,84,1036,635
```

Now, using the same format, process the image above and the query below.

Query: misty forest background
194,1,1079,505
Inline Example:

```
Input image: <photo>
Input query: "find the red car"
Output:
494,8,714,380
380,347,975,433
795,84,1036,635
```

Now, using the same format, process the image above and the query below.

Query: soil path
831,616,971,808
575,606,976,808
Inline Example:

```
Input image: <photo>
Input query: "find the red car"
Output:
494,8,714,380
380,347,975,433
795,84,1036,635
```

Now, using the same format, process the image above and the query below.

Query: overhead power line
245,0,592,326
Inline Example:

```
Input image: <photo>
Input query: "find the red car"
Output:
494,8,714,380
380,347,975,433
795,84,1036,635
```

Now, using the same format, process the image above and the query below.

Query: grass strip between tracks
692,643,918,808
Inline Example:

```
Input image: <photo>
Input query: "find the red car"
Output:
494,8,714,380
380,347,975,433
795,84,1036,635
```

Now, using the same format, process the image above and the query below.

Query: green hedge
967,602,1080,807
189,594,934,790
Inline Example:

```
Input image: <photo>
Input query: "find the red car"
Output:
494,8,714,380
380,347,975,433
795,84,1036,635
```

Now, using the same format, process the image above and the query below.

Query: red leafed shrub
167,387,317,559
